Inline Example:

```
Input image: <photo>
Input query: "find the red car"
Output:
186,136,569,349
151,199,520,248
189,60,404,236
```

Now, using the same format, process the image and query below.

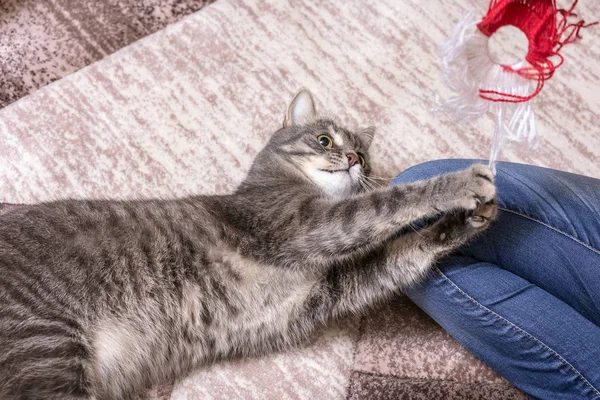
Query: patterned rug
0,0,214,108
1,0,598,398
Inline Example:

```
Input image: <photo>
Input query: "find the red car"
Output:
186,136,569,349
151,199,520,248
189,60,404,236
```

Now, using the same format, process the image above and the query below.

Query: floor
0,0,598,398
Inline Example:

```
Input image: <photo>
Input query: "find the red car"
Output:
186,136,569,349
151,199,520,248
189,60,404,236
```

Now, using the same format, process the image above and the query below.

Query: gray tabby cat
0,90,496,399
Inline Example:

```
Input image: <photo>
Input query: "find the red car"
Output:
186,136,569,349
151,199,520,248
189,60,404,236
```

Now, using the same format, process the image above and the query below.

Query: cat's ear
359,126,376,149
283,89,316,127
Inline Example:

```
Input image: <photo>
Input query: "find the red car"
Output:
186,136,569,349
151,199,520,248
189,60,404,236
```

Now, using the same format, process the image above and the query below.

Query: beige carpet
0,0,598,398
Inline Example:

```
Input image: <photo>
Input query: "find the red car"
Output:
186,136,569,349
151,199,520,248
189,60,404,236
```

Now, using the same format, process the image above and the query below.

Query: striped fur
0,92,496,399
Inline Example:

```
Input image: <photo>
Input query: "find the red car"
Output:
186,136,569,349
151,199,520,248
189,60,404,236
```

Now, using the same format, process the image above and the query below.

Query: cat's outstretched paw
439,164,496,212
428,200,497,247
466,200,497,229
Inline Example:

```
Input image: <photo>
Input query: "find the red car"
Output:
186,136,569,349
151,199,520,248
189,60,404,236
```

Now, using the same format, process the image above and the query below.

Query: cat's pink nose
346,153,358,167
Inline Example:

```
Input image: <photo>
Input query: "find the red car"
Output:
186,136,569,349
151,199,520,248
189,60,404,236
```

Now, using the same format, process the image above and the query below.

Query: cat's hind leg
0,333,94,400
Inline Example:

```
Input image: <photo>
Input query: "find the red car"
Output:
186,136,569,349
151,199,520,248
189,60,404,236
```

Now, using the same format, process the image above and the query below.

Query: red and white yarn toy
437,0,596,172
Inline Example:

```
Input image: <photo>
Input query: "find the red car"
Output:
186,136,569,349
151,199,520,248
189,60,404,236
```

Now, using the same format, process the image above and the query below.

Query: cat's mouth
319,168,350,174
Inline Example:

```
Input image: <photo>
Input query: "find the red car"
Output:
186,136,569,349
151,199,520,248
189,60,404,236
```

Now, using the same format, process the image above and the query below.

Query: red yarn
475,0,597,103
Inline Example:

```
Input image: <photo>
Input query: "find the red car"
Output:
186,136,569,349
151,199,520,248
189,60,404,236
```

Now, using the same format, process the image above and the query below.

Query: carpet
0,0,214,108
0,0,598,398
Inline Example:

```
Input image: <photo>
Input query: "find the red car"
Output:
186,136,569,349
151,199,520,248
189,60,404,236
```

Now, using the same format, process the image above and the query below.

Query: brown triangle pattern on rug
348,371,527,400
0,0,215,109
350,296,527,400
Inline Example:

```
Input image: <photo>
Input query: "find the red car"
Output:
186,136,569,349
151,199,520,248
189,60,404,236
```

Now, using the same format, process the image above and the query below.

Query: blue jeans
392,160,600,400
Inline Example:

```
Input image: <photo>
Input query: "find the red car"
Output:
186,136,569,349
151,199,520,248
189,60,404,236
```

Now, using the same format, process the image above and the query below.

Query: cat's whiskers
365,175,395,181
361,174,380,187
357,179,371,192
361,176,385,189
408,222,426,238
358,176,377,192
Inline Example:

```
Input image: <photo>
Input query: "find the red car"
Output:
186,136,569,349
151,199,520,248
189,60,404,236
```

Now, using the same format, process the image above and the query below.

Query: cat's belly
90,251,319,397
183,264,318,359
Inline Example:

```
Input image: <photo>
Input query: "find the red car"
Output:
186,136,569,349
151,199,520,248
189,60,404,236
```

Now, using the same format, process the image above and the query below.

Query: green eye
317,135,333,149
358,154,366,168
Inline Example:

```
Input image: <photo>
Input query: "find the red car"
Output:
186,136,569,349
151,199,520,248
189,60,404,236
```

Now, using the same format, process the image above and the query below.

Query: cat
0,89,496,399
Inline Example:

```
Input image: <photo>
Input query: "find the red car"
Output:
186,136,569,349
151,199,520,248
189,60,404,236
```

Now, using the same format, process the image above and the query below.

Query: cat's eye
358,154,366,168
317,135,333,149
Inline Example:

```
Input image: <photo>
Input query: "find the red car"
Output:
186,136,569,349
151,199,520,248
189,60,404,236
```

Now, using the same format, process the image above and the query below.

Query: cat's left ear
283,88,316,127
358,126,376,149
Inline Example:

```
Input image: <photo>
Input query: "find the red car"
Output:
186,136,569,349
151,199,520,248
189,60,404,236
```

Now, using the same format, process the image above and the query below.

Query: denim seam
499,207,600,257
436,268,600,399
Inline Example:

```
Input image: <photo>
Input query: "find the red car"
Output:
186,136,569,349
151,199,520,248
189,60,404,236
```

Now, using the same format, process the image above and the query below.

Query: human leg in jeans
392,160,600,400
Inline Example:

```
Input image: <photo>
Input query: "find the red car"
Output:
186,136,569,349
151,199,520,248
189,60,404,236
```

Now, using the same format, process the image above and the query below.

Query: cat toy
436,0,597,173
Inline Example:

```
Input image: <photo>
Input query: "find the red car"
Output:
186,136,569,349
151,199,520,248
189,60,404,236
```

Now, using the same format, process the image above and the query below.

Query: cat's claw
467,200,497,229
429,200,497,246
467,215,486,228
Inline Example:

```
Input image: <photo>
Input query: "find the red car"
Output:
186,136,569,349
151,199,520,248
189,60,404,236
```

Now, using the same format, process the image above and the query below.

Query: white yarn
436,12,539,173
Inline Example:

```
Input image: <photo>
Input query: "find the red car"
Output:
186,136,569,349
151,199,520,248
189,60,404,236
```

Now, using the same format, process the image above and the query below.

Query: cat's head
242,89,375,197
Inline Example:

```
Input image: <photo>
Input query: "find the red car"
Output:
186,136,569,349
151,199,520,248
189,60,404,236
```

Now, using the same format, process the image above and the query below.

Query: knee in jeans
391,159,478,185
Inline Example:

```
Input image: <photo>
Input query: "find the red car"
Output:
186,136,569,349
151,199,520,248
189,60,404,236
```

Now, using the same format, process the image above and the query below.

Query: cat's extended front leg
285,164,496,266
300,201,497,323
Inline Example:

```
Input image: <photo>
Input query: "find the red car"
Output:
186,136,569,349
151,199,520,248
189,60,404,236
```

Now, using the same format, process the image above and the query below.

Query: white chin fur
307,166,360,197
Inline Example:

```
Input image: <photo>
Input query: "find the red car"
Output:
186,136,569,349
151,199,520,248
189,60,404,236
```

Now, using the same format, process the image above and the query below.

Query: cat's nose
346,153,358,167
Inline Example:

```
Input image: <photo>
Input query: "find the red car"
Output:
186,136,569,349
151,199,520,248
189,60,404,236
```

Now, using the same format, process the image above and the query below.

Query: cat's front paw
465,200,497,230
444,164,496,212
429,200,497,246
